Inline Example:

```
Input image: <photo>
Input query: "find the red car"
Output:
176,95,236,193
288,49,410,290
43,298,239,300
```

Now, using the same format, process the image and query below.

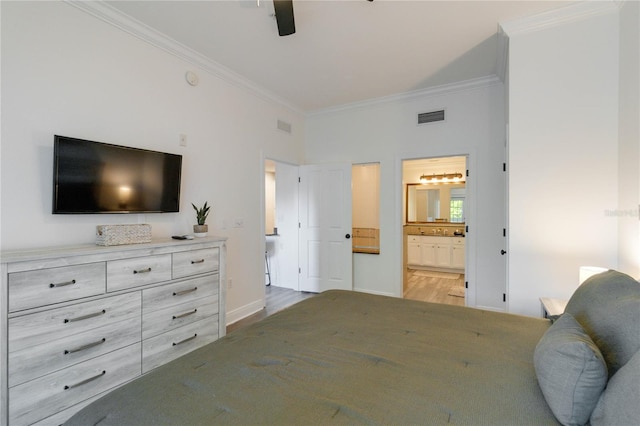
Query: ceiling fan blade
273,0,295,36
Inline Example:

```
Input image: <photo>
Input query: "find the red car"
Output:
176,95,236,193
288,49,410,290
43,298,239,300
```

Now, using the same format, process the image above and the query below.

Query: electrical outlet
228,278,233,289
179,133,187,147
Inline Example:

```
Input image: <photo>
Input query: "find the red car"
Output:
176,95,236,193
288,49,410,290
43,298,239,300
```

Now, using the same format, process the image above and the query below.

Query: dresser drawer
172,247,219,279
107,254,172,291
8,263,106,312
9,292,140,352
9,292,141,386
143,297,219,340
143,275,216,313
31,391,107,426
142,317,218,373
9,343,141,425
9,315,141,387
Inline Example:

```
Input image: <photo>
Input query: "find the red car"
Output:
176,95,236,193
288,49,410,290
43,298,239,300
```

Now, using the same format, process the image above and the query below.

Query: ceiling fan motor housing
273,0,296,36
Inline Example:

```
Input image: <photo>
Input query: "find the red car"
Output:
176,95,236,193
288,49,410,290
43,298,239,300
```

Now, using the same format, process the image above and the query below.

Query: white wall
352,163,380,229
0,1,305,322
305,82,507,310
506,3,621,316
618,0,640,279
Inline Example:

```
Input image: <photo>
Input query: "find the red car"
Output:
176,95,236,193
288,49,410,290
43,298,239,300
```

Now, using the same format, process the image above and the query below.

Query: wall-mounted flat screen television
53,135,182,214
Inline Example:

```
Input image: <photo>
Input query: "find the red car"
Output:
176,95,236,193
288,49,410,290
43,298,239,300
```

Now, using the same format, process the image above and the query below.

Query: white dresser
0,237,226,425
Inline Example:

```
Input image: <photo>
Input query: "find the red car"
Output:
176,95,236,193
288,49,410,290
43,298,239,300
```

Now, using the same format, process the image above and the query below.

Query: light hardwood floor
404,269,466,306
226,285,316,333
227,271,465,333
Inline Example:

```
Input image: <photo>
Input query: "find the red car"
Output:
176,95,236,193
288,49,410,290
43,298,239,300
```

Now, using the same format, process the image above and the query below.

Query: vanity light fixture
419,172,464,184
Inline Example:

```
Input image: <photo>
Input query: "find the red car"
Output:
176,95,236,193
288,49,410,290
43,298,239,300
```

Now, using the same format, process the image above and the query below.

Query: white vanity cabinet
406,235,465,271
434,239,452,268
451,238,465,269
407,236,422,266
1,237,226,426
407,236,437,266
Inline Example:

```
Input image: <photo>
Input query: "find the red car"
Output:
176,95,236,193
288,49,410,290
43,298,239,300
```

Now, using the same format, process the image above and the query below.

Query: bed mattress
66,290,557,425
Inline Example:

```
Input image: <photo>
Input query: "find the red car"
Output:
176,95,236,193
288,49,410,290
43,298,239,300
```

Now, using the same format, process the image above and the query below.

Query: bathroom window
449,188,465,223
450,200,464,222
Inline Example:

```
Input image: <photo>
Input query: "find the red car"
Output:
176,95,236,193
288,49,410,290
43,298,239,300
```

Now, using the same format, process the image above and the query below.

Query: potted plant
192,201,210,237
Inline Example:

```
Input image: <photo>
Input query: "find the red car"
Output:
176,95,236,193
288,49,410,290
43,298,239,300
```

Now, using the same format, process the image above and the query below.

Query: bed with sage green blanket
66,290,558,425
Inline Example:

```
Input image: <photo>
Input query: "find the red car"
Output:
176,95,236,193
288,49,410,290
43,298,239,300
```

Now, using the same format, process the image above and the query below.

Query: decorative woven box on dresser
95,224,152,246
0,236,226,426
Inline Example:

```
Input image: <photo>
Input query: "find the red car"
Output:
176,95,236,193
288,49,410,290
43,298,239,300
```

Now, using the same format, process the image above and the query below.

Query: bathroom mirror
406,183,465,223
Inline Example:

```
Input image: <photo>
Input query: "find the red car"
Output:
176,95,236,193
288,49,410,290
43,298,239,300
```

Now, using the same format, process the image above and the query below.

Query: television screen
53,135,182,214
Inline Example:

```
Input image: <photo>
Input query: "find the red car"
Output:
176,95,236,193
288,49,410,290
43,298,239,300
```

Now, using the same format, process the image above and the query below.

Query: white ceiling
105,0,574,113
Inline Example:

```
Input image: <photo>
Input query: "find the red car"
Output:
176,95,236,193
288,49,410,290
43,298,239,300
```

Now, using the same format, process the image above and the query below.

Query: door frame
396,147,477,307
260,155,302,301
261,157,354,297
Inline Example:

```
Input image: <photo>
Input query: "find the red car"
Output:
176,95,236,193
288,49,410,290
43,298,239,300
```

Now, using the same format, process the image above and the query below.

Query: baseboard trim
475,304,506,313
226,299,264,326
353,288,395,298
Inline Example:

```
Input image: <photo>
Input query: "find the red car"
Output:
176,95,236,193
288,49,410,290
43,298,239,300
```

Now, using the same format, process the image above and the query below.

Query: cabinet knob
501,250,507,255
345,234,351,239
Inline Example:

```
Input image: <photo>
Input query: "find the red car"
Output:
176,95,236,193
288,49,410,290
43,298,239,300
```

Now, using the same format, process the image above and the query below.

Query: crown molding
499,0,619,37
67,1,612,119
307,75,502,117
612,0,627,10
65,0,304,115
495,25,509,83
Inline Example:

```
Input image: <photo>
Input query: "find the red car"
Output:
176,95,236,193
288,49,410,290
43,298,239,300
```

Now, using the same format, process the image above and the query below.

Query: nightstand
539,297,568,321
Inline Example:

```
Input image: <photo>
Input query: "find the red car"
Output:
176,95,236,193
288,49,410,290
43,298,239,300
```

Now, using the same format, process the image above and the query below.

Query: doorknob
345,234,351,239
501,250,507,255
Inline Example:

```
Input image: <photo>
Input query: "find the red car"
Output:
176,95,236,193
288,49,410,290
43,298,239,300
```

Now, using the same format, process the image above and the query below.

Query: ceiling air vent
417,109,445,125
277,119,292,134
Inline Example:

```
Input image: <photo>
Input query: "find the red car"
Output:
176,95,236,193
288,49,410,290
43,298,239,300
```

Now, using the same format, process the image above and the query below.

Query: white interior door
273,161,300,290
299,163,352,293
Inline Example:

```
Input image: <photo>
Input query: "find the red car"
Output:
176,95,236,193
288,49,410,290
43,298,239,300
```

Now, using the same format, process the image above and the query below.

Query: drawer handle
64,370,106,390
64,309,106,323
49,279,76,288
133,267,152,274
173,333,197,346
191,259,205,264
173,309,197,320
64,338,106,354
173,287,198,296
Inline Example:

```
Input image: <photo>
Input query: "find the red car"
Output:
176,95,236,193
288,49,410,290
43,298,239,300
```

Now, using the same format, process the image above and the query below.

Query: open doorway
264,159,299,291
402,156,467,306
264,160,354,294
